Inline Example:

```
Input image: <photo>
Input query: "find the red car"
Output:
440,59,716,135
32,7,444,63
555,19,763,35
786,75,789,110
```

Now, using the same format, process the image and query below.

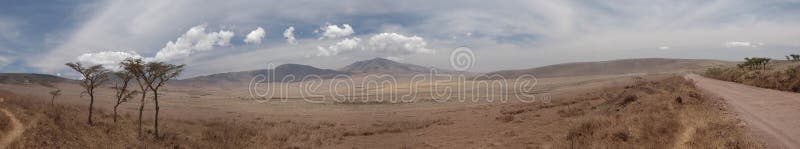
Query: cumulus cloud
366,33,434,54
283,26,297,45
76,51,142,71
27,0,800,76
316,32,434,56
723,41,764,48
74,24,234,71
317,37,361,56
318,24,354,39
152,24,234,61
244,27,266,44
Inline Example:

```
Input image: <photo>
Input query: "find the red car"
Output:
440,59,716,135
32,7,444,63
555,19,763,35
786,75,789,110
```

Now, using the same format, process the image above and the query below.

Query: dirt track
0,108,24,149
687,74,800,149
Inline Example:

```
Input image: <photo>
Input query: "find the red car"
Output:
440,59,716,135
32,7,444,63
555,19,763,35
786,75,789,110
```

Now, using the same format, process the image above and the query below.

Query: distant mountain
486,58,733,78
339,58,436,74
0,73,69,87
182,63,347,83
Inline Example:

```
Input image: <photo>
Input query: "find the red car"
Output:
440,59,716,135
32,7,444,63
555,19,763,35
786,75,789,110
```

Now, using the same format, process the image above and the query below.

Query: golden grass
0,109,9,134
552,76,762,148
705,62,800,92
0,90,457,148
0,75,762,148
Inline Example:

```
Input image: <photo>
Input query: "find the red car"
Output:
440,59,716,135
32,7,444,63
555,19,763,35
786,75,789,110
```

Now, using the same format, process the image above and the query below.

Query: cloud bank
723,41,764,48
317,32,433,57
75,24,234,71
8,0,800,77
76,51,142,71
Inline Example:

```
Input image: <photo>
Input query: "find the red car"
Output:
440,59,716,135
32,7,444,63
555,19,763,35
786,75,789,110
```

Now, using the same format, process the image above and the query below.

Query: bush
704,65,800,92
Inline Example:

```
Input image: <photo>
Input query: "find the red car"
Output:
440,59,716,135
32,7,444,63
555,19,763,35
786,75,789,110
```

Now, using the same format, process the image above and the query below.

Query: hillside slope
487,58,732,78
183,63,347,83
339,58,435,74
0,73,68,87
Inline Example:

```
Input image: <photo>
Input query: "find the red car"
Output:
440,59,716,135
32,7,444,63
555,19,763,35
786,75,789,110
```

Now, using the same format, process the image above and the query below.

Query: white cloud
244,27,266,44
318,24,354,39
25,0,800,76
76,51,142,71
385,56,403,61
367,32,434,54
283,26,297,45
723,41,764,48
0,55,10,68
658,46,670,50
151,24,234,61
316,32,434,56
317,37,361,56
75,24,235,70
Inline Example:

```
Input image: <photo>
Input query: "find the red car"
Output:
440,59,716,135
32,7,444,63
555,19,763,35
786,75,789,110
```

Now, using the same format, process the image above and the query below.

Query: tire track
0,108,23,149
687,74,800,149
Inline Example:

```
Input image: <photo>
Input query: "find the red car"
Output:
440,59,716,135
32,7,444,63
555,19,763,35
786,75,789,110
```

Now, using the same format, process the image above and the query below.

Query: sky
1,0,799,78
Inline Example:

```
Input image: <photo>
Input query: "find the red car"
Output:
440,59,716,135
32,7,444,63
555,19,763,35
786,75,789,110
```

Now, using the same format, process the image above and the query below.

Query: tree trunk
51,96,55,105
138,91,146,137
88,92,94,126
113,102,120,123
153,90,160,138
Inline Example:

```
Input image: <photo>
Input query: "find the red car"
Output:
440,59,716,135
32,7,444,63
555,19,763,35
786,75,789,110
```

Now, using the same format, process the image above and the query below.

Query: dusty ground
688,74,800,148
0,108,24,148
0,73,759,148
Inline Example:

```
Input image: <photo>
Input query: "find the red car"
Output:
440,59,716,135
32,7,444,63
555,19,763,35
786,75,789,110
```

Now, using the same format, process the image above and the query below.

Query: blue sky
1,0,799,78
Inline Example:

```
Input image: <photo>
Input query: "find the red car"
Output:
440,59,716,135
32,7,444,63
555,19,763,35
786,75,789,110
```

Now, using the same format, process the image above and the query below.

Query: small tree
49,89,61,105
145,62,184,138
66,62,109,125
111,71,139,123
121,58,153,137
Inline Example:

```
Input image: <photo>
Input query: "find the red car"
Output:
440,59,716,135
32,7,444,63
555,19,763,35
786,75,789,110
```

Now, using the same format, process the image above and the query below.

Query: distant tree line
786,54,800,61
737,57,770,70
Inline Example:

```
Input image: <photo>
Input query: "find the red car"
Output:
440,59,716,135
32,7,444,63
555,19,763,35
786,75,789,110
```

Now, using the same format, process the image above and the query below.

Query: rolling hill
486,58,733,78
0,73,69,87
339,58,436,74
183,63,348,83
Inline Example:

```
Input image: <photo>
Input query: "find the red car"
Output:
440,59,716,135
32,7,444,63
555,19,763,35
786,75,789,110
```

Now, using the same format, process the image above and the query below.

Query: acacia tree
741,57,771,70
111,71,139,123
121,58,153,137
49,89,61,105
145,62,184,138
66,62,109,125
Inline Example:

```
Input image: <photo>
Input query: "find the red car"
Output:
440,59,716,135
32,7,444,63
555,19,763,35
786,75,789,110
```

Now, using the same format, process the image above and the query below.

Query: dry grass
0,108,9,134
0,75,763,148
552,76,762,148
704,62,800,92
343,119,452,136
0,90,452,148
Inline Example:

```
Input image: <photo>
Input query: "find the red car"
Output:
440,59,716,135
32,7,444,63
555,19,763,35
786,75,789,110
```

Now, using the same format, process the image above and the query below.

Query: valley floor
0,74,760,148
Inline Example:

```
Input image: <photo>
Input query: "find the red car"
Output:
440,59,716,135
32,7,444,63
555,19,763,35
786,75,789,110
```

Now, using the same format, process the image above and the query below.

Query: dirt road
0,108,24,149
686,74,800,149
